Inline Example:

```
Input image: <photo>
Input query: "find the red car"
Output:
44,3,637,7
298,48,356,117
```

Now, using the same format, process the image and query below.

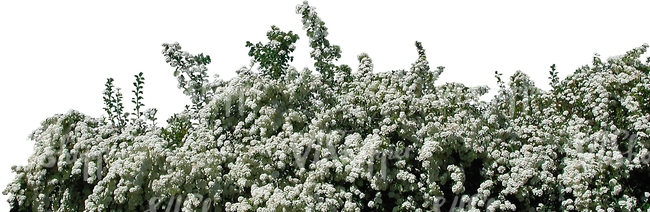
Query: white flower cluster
4,1,650,211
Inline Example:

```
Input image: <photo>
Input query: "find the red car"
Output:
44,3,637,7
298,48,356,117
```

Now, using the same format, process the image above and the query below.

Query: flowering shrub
4,1,650,211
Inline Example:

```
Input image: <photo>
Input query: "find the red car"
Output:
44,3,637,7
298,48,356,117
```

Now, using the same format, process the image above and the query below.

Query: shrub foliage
4,1,650,211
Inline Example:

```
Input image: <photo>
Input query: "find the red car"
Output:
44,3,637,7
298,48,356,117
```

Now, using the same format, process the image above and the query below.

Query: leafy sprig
102,78,127,129
102,72,156,133
296,1,342,84
246,25,300,80
161,42,213,110
131,72,145,120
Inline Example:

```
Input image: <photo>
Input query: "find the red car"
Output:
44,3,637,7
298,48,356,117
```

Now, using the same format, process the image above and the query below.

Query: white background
1,0,648,210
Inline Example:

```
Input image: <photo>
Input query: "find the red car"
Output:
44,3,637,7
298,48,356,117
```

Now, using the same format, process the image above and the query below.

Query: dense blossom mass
4,1,650,211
